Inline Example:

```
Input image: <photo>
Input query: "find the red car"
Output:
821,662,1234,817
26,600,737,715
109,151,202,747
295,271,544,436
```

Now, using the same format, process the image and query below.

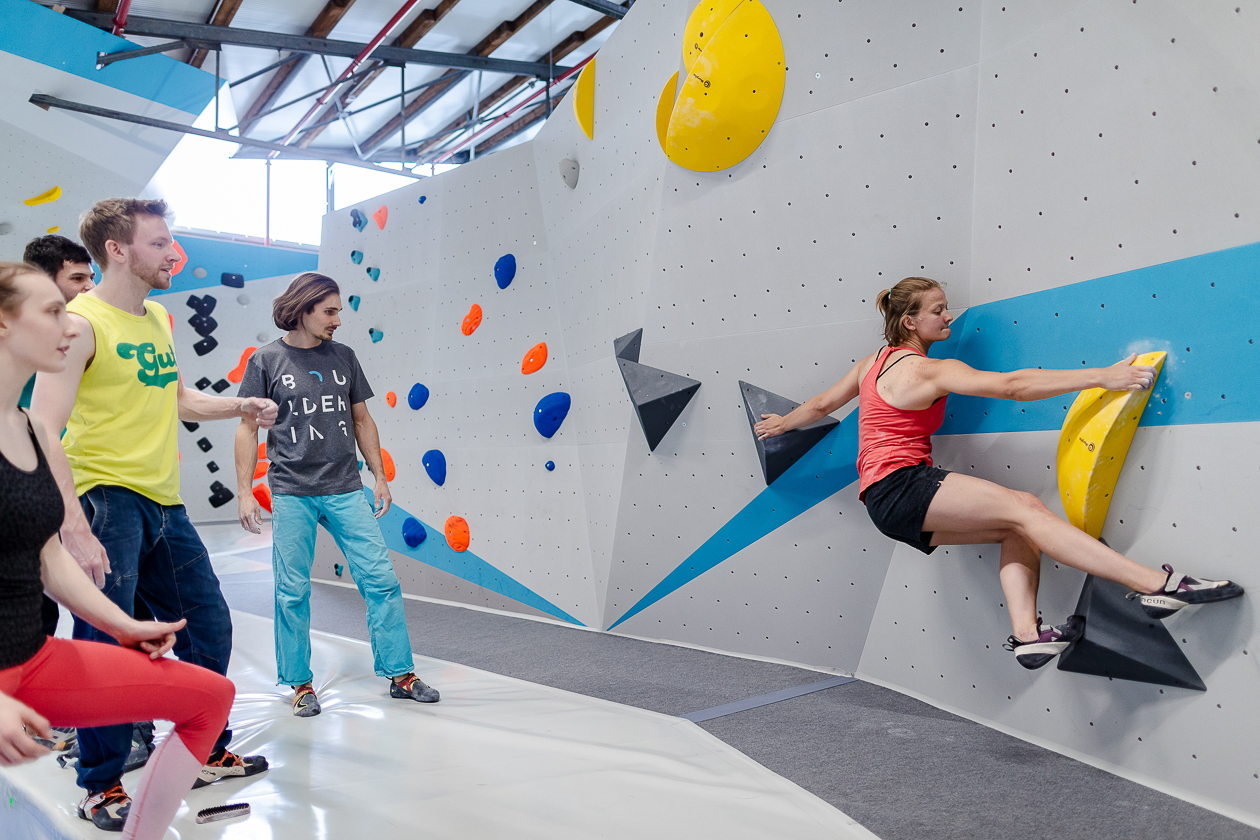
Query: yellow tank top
63,294,182,505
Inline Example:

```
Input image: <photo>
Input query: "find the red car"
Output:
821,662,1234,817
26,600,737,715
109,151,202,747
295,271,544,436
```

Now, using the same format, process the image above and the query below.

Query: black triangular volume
618,358,700,451
1058,574,1206,691
739,381,839,485
613,328,643,363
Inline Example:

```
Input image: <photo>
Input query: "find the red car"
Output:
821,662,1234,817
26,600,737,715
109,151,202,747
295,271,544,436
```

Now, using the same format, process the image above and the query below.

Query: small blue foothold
494,254,517,289
408,383,429,410
545,460,555,471
369,328,384,342
422,449,447,486
351,209,368,231
348,295,360,311
358,460,364,471
334,563,343,576
533,392,571,439
350,250,364,264
402,517,427,548
418,195,427,204
366,267,380,281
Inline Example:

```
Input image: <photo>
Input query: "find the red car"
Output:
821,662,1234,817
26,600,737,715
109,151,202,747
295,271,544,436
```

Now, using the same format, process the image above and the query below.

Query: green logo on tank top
116,342,179,388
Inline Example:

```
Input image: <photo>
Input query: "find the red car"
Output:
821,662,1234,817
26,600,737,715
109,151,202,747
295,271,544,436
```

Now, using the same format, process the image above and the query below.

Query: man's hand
239,493,263,534
0,693,51,766
114,617,186,660
240,398,279,429
373,478,392,519
60,520,110,588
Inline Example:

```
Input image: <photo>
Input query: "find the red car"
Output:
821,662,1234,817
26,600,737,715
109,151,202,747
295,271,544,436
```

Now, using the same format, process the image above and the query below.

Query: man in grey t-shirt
234,272,439,716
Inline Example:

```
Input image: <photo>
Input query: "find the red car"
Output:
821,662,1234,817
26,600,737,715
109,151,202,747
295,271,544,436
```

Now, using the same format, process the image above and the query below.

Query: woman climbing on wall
753,276,1243,669
0,262,236,838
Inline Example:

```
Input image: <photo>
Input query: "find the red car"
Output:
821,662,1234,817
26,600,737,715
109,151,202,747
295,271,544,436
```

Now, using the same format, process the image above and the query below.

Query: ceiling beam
67,12,558,78
188,0,244,69
234,0,359,135
409,12,617,161
294,0,463,149
564,0,628,18
354,0,555,158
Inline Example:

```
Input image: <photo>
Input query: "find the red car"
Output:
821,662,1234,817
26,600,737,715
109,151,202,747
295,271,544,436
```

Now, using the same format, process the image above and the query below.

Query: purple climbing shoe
1004,615,1085,670
1128,565,1244,619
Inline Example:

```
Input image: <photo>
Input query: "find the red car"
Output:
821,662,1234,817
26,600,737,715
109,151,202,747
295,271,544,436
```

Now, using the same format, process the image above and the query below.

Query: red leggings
0,638,234,763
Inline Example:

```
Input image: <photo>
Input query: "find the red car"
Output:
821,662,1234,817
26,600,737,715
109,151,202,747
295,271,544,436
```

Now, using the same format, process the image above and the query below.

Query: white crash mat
0,610,876,839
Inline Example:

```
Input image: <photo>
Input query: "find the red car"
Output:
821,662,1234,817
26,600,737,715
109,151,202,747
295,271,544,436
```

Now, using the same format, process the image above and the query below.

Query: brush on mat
195,803,250,824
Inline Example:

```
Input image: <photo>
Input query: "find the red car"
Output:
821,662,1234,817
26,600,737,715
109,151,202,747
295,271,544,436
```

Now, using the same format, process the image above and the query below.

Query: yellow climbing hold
657,0,785,172
24,186,62,206
1056,351,1166,539
573,58,596,139
656,72,678,151
46,226,60,234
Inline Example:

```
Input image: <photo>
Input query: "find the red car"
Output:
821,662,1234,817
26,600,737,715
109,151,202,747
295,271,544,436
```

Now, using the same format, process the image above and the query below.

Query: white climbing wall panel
306,0,1260,825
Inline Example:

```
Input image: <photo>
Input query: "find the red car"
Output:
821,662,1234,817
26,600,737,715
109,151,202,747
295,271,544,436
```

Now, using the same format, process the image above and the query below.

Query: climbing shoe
192,747,269,789
77,783,130,832
1129,564,1244,619
292,683,321,717
390,673,440,703
1004,615,1085,670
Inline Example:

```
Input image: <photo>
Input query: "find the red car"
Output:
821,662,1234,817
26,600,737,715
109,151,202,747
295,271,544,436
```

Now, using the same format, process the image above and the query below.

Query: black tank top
0,411,64,670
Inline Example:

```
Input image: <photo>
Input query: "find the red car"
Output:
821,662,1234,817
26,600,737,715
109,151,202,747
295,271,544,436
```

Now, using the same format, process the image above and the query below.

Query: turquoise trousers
271,490,414,685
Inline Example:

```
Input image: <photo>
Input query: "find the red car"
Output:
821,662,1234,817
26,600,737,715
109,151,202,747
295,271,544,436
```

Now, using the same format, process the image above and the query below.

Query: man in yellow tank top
30,198,279,831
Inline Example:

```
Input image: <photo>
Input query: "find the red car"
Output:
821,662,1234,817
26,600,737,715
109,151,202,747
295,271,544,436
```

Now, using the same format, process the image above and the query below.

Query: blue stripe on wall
366,489,587,627
151,236,319,297
606,240,1260,630
0,0,215,115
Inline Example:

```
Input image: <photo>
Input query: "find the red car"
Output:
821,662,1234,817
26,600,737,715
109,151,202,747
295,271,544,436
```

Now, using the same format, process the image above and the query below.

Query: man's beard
128,252,168,289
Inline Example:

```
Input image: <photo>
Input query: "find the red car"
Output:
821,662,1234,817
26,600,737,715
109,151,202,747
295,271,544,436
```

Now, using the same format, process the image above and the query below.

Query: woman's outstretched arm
754,354,872,439
926,353,1157,402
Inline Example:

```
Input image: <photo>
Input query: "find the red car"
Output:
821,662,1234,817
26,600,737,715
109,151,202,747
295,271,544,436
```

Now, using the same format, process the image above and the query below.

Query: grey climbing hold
192,267,207,279
739,381,839,485
613,328,642,363
560,158,579,190
614,331,700,452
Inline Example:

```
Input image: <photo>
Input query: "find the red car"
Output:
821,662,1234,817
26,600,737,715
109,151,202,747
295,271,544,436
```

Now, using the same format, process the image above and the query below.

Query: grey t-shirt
237,339,374,497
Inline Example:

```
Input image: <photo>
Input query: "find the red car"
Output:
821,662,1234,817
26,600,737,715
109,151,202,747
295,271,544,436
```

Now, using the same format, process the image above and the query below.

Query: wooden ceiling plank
189,0,245,69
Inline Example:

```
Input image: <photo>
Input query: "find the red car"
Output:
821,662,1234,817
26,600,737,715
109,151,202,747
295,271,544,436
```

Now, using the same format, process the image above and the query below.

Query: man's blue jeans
73,486,233,794
271,491,414,686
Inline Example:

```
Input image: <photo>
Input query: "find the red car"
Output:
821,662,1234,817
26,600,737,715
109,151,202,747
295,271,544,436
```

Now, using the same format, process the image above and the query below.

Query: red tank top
856,346,948,500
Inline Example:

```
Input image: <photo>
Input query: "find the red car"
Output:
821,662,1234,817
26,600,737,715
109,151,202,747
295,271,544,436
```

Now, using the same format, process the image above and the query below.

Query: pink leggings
0,638,234,763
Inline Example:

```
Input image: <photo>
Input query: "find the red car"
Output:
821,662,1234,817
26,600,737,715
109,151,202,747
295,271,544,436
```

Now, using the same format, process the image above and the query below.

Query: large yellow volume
573,58,596,139
1056,351,1166,538
657,0,785,172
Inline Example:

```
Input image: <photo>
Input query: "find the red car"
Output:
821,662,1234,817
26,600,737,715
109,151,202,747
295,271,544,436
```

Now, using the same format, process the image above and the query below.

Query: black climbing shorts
863,462,951,555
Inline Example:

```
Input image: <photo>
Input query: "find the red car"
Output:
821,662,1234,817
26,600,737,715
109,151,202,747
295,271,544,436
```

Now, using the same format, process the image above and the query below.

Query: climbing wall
0,0,214,248
309,0,1260,826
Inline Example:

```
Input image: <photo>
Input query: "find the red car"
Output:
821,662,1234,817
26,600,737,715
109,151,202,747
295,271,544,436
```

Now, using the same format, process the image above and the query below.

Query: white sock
121,731,203,840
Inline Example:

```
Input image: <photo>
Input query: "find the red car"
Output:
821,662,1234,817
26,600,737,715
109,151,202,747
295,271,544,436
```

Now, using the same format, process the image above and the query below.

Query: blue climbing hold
402,517,427,548
422,449,447,486
418,195,427,204
494,254,516,289
408,383,429,410
350,250,364,264
545,460,555,471
334,563,343,577
350,209,368,231
369,328,384,342
533,392,571,439
366,267,380,281
348,295,360,311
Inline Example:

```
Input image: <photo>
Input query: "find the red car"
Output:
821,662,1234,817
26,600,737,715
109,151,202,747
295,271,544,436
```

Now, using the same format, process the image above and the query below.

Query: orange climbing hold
381,448,396,481
373,205,388,230
444,516,470,552
257,442,267,461
167,313,174,333
386,391,397,407
252,460,269,480
252,483,273,513
521,342,548,374
461,304,483,336
171,240,187,276
227,346,258,383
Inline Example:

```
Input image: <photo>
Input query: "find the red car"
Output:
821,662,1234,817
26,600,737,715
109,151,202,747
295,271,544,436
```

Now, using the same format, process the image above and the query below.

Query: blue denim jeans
271,491,414,686
73,485,233,793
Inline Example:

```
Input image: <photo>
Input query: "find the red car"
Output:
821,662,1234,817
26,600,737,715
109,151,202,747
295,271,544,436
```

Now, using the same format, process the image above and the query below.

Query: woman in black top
0,262,235,839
